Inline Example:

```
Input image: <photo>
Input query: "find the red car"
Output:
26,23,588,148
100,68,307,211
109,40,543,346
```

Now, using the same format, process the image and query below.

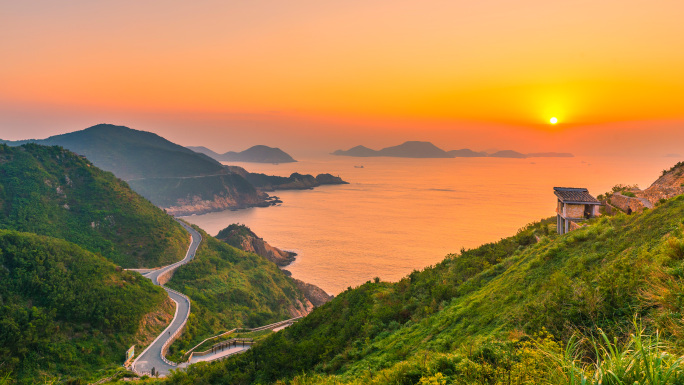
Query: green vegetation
164,227,310,361
215,224,254,249
164,194,684,384
0,230,168,383
3,125,346,213
190,329,274,356
127,173,257,208
0,143,189,267
1,124,264,212
2,124,226,180
662,161,684,177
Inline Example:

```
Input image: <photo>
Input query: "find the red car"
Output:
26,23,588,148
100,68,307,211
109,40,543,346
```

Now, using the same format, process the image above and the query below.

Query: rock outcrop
217,224,296,267
642,161,684,205
604,161,684,214
292,278,334,307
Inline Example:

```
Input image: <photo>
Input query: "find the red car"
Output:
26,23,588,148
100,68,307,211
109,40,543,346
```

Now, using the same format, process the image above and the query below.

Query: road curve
132,220,201,377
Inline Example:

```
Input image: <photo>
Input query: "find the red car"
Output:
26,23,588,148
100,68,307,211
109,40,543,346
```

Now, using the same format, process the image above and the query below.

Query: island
188,145,297,163
332,141,574,159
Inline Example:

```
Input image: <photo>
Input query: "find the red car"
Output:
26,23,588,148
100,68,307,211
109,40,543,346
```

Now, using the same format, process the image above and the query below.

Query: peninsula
1,124,347,215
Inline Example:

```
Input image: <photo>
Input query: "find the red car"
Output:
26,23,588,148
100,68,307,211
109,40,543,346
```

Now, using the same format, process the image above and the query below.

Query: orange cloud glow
1,0,684,145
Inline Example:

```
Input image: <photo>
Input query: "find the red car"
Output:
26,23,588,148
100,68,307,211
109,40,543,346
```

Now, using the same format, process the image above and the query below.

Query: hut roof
553,187,600,204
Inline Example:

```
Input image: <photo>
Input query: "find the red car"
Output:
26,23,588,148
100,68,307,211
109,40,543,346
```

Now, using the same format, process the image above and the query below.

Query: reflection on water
183,155,674,295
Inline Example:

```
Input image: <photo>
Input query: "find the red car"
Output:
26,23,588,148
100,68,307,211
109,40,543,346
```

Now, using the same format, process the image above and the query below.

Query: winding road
132,220,201,377
129,219,303,377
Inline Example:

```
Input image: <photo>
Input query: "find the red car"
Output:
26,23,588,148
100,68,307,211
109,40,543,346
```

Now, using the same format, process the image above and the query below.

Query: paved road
132,220,201,377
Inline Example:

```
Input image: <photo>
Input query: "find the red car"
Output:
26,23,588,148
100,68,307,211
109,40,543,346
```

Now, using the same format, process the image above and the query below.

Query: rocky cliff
292,278,334,307
642,161,684,204
216,224,296,267
603,161,684,214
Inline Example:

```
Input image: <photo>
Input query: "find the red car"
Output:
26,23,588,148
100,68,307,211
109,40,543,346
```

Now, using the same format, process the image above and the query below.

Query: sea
182,155,677,295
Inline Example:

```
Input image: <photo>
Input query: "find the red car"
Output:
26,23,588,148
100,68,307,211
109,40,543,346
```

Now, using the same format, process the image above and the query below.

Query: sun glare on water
550,117,558,124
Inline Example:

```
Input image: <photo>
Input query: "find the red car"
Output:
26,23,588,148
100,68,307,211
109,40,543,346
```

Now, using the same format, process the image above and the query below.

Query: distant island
188,145,297,163
332,141,573,159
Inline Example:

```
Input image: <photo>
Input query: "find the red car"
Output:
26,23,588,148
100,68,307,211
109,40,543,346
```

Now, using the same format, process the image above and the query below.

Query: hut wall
565,204,585,218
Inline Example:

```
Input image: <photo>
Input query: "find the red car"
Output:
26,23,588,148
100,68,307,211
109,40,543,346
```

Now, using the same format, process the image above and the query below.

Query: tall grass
538,320,684,385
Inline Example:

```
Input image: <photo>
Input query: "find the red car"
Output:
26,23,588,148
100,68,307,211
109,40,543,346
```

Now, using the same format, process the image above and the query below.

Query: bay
182,155,676,295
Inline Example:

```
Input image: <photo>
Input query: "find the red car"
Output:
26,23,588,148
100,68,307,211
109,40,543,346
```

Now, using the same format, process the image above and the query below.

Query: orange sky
2,1,684,155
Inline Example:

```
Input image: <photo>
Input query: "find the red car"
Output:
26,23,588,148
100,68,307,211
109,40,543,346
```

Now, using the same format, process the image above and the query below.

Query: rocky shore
216,224,333,308
163,168,347,216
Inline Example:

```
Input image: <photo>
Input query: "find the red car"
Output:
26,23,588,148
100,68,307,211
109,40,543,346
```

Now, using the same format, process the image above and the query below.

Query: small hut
554,187,601,235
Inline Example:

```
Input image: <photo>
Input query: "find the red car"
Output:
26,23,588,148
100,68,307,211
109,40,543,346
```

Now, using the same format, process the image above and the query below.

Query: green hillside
0,143,189,267
165,194,684,384
163,226,312,361
3,124,225,180
0,230,169,384
127,172,257,209
0,124,263,214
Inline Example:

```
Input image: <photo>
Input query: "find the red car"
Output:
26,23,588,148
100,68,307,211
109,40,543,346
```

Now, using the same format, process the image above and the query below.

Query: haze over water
183,155,677,295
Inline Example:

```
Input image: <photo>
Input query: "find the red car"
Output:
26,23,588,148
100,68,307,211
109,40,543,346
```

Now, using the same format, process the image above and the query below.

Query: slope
0,143,189,268
0,230,171,384
162,226,315,361
2,124,345,216
166,182,684,384
3,124,225,180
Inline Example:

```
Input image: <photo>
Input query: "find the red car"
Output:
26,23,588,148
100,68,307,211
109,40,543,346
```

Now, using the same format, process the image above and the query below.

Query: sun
550,117,558,124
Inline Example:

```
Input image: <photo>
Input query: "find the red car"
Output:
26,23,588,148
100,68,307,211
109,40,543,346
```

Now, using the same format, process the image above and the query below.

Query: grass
164,194,684,385
163,227,310,362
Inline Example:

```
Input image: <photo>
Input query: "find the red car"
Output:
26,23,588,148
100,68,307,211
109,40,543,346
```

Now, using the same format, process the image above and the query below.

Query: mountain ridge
1,124,346,216
0,143,190,267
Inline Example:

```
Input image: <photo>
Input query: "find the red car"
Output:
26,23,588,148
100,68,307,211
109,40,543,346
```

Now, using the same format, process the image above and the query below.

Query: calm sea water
182,155,676,295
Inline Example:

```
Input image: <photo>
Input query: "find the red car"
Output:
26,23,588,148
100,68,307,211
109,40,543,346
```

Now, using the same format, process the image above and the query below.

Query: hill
0,230,171,384
488,149,527,158
0,143,324,383
333,141,450,158
333,141,573,159
2,124,346,215
166,166,684,384
0,124,263,215
2,124,225,180
331,145,378,157
188,145,297,163
216,224,297,266
446,148,487,157
215,224,334,306
162,226,321,361
0,143,189,267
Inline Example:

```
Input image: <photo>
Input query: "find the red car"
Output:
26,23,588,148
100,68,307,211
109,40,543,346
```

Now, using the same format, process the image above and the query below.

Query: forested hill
166,169,684,384
1,124,346,216
0,230,170,384
0,143,189,267
2,124,225,180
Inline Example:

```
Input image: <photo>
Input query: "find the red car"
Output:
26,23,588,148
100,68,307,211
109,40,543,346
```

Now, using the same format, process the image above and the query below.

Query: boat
354,165,364,168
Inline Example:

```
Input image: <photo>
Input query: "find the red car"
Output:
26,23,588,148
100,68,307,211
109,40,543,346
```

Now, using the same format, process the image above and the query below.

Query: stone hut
554,187,601,235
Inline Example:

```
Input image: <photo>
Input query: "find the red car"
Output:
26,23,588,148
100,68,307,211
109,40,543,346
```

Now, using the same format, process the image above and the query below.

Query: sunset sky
2,1,683,156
